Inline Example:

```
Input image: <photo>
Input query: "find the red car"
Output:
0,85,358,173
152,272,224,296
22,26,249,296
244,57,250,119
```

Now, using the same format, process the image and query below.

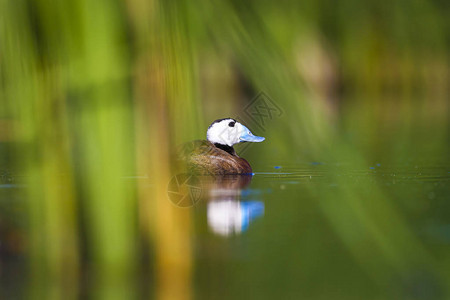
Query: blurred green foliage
0,0,448,299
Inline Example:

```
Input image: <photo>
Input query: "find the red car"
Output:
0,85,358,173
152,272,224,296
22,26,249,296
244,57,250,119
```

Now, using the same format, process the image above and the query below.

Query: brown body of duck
179,140,252,174
177,118,265,175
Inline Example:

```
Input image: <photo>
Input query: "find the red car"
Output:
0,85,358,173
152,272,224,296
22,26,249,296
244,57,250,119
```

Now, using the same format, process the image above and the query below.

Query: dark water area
1,161,449,299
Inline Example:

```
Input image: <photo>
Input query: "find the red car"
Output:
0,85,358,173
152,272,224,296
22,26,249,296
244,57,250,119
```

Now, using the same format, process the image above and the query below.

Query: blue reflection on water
240,201,265,231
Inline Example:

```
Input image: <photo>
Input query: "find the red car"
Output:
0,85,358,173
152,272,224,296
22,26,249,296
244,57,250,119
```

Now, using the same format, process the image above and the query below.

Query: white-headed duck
178,118,265,174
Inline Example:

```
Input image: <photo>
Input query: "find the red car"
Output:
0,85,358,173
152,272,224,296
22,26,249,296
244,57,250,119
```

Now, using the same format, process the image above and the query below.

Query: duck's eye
228,121,235,127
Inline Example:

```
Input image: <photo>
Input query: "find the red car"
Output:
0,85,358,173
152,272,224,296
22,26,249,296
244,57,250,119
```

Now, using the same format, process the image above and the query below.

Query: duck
177,118,265,175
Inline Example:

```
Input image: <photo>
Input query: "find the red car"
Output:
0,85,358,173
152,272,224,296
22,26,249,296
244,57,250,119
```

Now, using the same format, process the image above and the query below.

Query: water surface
187,162,449,299
0,162,449,299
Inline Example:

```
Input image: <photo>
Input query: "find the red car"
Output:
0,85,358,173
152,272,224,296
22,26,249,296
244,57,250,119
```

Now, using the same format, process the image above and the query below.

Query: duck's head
206,118,265,147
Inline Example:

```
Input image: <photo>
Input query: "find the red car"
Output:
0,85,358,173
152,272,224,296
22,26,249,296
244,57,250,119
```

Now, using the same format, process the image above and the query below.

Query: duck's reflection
207,200,264,236
200,175,264,236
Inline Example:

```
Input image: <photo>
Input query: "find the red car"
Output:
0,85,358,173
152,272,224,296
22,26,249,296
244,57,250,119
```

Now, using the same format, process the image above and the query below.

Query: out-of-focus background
0,0,449,299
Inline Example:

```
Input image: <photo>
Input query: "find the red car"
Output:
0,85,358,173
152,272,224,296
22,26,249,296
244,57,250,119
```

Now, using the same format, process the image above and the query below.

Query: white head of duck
206,118,265,147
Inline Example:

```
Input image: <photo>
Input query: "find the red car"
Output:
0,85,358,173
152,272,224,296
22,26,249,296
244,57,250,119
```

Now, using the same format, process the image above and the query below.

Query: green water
0,160,449,299
174,162,450,299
